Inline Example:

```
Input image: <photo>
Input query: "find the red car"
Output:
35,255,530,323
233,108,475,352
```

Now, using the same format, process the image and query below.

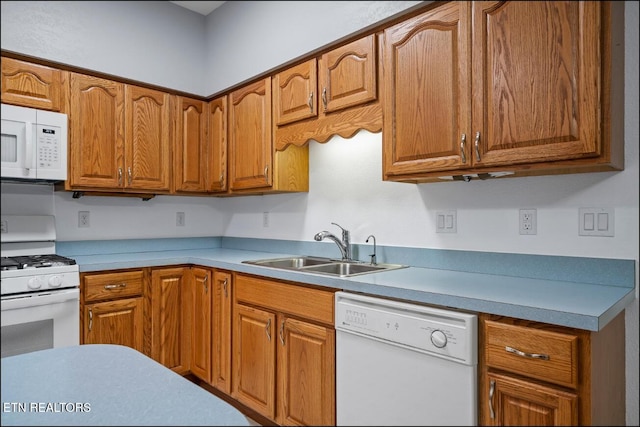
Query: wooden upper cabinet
273,59,317,126
125,85,171,191
383,1,621,182
319,33,377,114
68,73,125,189
67,73,171,192
208,96,228,192
471,1,602,167
273,34,381,149
1,57,67,112
382,1,469,177
174,96,208,193
229,77,272,191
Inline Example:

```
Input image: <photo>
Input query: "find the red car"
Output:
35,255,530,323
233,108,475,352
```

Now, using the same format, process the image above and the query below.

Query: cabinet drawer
83,271,144,302
484,320,579,388
234,274,335,325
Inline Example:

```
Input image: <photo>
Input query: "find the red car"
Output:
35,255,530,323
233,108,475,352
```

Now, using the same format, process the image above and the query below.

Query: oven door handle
1,288,79,310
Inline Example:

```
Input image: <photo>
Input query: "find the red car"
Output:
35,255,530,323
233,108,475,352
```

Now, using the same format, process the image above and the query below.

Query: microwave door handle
24,122,34,170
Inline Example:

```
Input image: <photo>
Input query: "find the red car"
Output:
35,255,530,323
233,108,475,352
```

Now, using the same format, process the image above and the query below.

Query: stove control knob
48,275,62,288
28,276,43,290
430,330,447,348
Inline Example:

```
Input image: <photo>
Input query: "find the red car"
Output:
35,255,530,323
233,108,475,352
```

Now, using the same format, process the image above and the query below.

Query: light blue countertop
1,344,251,426
57,238,636,332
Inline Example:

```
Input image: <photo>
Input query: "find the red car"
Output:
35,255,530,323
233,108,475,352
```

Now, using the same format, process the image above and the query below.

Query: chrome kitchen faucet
314,223,352,261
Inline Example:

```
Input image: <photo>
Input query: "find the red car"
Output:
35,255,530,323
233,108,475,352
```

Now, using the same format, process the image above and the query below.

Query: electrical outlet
78,211,90,228
519,208,537,235
1,220,8,233
176,212,185,227
263,212,269,228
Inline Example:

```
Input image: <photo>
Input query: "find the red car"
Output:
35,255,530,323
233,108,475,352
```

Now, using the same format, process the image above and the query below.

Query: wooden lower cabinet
232,273,336,426
81,269,144,353
211,270,233,394
190,267,233,394
149,267,191,374
190,266,213,382
479,312,626,426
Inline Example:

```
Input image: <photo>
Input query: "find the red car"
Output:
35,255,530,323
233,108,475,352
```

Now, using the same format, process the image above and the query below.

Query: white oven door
1,288,80,358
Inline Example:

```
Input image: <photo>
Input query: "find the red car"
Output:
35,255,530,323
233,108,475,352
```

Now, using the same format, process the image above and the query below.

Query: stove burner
1,255,77,271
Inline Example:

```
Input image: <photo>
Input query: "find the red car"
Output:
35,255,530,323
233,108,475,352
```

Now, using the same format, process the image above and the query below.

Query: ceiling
169,1,226,16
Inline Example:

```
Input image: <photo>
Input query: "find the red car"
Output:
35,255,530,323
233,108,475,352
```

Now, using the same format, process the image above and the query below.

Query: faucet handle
331,222,349,239
331,222,347,232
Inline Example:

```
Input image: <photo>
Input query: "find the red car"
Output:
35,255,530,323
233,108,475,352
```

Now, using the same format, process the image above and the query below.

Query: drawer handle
104,283,127,290
88,308,93,332
505,345,550,360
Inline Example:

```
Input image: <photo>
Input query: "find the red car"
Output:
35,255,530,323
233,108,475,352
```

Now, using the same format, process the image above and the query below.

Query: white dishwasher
335,291,478,426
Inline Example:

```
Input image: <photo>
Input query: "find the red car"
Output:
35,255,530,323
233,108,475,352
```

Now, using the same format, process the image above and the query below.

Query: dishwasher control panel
335,292,477,364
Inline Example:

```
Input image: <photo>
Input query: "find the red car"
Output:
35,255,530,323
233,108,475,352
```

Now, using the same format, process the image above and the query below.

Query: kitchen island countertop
1,344,252,426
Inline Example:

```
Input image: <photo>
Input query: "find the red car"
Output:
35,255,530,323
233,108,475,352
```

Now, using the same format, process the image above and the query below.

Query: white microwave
1,103,68,181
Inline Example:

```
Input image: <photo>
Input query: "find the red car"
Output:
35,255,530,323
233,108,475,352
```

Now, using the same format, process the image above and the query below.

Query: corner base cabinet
479,311,626,426
232,273,336,426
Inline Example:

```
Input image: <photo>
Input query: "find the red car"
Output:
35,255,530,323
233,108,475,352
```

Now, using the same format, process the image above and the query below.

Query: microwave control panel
37,125,62,169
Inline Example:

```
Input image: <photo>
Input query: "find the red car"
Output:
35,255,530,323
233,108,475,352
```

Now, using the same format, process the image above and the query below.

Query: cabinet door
472,1,603,167
125,85,171,191
229,77,272,190
273,59,317,126
319,34,377,114
232,303,277,419
208,96,228,192
277,316,335,426
175,96,208,193
151,267,189,373
84,298,143,352
485,372,578,426
69,73,125,188
190,267,212,383
212,270,232,394
382,2,470,177
1,57,66,112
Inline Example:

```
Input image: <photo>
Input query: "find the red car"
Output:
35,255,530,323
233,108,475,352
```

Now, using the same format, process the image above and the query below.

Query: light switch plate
579,207,614,237
436,210,457,233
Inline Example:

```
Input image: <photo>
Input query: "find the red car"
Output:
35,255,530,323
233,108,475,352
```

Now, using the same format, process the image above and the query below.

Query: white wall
1,1,638,424
203,1,424,95
0,1,207,95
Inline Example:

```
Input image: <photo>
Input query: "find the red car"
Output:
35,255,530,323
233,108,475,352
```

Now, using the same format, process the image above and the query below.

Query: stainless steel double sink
242,256,407,277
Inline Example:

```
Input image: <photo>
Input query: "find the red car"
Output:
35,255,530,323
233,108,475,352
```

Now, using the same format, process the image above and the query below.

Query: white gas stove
1,215,79,297
1,215,80,357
